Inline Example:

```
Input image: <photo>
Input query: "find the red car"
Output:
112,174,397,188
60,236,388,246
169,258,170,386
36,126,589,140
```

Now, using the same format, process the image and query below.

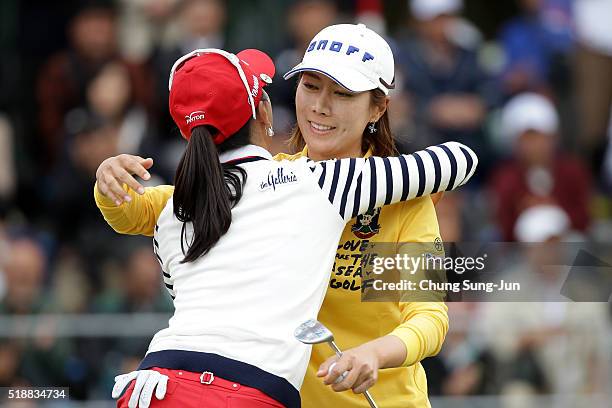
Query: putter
294,319,379,408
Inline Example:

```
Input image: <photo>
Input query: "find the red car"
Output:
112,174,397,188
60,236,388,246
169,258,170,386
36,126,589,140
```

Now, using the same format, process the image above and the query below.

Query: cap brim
237,49,276,83
283,62,382,94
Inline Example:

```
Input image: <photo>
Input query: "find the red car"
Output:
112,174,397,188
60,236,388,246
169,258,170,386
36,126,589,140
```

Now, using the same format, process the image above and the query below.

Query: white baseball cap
514,205,570,242
283,23,395,95
410,0,463,21
501,93,559,142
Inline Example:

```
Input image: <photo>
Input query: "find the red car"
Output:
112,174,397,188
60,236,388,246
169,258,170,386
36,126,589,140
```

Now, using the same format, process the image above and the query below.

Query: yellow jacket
94,148,449,407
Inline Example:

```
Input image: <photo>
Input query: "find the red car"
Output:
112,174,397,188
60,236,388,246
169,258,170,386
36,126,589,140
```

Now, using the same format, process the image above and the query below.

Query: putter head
294,319,334,344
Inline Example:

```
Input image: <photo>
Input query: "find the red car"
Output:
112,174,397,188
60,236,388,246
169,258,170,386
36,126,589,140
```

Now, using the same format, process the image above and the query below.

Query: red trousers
117,367,286,407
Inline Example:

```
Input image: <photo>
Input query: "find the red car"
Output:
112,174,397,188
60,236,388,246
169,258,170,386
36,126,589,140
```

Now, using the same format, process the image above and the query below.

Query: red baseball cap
168,48,275,144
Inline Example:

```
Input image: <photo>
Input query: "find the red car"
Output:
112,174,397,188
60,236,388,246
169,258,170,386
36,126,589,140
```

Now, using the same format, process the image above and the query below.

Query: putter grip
328,341,378,408
328,362,349,385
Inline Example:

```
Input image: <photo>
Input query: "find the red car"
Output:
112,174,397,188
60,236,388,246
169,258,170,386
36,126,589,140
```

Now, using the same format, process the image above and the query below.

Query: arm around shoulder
94,182,174,236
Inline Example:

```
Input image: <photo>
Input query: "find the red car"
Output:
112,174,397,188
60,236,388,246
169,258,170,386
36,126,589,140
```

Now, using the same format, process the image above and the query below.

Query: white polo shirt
139,143,477,407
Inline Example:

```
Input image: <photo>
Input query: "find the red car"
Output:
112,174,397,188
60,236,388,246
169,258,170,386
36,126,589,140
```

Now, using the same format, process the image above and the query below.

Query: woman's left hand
317,343,380,394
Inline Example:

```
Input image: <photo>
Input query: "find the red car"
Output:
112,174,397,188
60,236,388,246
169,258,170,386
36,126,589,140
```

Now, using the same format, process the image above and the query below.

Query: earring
267,126,275,137
368,122,377,134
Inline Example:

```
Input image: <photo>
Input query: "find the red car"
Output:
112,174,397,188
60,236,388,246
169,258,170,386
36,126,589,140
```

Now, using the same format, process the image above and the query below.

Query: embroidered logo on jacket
259,168,298,191
351,207,381,239
434,237,443,252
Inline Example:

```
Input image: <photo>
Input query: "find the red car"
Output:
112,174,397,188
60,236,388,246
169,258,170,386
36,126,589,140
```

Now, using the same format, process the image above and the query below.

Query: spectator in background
45,114,129,290
0,237,73,388
0,235,25,388
115,0,181,62
271,0,338,141
46,59,162,235
476,205,610,401
86,61,158,166
147,0,227,173
36,2,151,167
47,115,120,243
428,303,496,397
603,109,612,192
355,0,386,35
149,0,226,131
88,238,173,399
0,341,22,387
574,0,612,176
0,224,6,297
490,93,591,241
0,237,49,315
275,0,338,82
0,114,16,215
499,0,574,97
49,249,92,315
92,240,173,314
397,0,497,165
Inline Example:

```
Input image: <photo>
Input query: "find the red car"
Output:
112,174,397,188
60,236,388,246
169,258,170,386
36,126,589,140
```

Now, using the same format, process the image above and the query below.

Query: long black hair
173,123,250,263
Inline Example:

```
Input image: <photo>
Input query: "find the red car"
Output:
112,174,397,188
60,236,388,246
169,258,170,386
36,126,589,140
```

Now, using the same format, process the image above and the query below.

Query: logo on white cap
284,24,395,95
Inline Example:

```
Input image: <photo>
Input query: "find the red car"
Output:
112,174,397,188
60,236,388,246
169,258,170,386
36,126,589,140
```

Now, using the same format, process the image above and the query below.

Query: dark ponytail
173,125,247,263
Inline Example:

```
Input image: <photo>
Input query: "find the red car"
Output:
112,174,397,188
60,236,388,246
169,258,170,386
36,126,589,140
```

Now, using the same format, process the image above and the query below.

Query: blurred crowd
0,0,611,402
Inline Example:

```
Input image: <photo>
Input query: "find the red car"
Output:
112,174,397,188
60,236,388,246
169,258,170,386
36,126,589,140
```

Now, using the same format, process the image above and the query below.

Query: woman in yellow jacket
100,24,450,408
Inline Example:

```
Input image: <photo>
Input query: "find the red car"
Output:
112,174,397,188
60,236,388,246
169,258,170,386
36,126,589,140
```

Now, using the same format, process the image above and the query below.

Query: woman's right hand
112,369,168,408
96,154,153,206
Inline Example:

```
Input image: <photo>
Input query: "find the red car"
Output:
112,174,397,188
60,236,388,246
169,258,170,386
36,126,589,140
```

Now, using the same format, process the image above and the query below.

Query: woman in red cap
97,44,477,407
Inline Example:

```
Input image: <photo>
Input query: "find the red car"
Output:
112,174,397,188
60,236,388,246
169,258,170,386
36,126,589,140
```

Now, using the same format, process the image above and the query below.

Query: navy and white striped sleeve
154,225,176,300
308,141,478,221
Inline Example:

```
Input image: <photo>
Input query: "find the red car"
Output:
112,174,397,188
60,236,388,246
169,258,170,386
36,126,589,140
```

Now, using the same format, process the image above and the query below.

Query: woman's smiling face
295,72,382,161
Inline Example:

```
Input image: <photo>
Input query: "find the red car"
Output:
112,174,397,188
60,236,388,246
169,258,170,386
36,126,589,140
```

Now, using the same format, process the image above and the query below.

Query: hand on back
96,154,153,206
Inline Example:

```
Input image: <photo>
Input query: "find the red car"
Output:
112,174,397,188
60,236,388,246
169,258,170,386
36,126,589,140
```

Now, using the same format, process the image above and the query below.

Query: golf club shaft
363,390,378,408
326,341,379,408
329,341,343,356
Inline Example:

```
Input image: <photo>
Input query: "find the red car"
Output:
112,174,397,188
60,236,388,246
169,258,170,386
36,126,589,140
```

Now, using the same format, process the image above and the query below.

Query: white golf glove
112,370,169,408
